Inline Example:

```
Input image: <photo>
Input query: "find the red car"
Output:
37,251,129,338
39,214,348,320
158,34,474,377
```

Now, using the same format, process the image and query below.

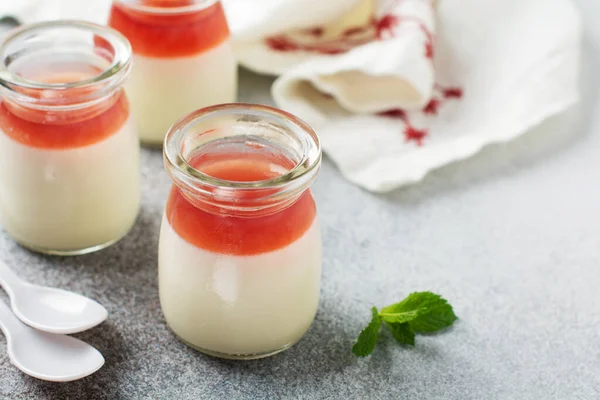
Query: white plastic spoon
0,299,104,381
0,261,108,334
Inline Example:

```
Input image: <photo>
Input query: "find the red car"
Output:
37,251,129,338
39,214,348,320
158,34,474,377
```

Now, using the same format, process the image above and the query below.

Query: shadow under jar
0,21,140,255
160,104,322,359
108,0,238,146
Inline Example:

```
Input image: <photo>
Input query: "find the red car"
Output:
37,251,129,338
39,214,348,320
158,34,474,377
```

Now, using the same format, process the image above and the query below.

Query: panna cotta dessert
0,21,140,255
108,0,238,146
159,104,322,359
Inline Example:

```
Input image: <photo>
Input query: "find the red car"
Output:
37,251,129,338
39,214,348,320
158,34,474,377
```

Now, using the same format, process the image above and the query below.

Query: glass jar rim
164,103,322,191
0,20,132,92
113,0,220,15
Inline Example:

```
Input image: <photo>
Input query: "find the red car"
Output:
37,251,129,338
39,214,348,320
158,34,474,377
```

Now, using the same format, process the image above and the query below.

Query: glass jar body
159,104,322,359
108,0,238,146
0,22,140,255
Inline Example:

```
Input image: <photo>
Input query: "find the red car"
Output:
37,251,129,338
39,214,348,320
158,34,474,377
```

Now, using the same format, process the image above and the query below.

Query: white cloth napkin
230,0,435,113
1,0,581,192
227,0,581,192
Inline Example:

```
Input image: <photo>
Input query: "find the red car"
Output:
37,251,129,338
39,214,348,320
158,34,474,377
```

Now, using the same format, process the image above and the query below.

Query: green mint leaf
352,307,381,357
379,292,457,332
384,321,415,346
410,300,457,333
380,291,443,315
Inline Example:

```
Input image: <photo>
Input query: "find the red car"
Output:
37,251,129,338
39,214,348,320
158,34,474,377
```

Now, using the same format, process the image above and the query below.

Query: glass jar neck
164,104,322,217
0,21,132,123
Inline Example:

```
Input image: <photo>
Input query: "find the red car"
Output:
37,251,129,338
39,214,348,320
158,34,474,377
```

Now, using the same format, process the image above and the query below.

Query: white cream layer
158,215,322,356
0,117,140,252
126,41,238,144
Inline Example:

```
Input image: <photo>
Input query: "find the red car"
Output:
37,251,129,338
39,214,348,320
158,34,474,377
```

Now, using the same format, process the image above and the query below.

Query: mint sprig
352,292,457,356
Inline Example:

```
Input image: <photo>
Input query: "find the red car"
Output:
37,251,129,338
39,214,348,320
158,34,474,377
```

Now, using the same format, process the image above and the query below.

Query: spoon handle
0,260,24,297
0,298,25,339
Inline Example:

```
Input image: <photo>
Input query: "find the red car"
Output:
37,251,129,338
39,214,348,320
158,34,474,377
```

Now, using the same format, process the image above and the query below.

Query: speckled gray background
1,1,600,398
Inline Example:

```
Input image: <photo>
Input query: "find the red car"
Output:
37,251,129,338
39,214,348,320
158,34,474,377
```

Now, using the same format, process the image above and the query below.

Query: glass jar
160,104,322,359
0,21,140,255
108,0,238,146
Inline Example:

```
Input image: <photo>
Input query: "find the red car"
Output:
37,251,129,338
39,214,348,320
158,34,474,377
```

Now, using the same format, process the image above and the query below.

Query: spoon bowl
0,261,108,334
9,327,105,381
12,284,108,334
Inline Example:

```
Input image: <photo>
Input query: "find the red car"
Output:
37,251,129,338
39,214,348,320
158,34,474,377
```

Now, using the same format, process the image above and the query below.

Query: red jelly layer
166,152,317,256
0,91,129,149
108,1,230,58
